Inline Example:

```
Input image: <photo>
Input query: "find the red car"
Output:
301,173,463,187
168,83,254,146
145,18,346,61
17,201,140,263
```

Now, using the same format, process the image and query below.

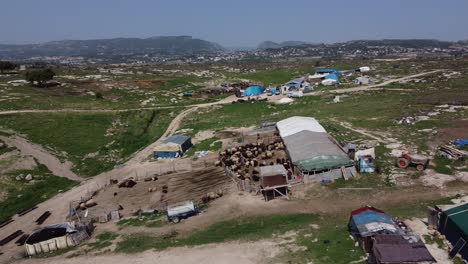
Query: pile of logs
217,141,289,181
439,145,467,160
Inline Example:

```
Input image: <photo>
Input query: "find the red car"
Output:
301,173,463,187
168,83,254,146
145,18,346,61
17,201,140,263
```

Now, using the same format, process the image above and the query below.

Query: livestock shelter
259,165,289,201
277,116,355,182
25,223,90,256
438,202,468,260
348,207,401,252
154,135,192,159
243,85,264,96
371,234,435,264
286,77,305,88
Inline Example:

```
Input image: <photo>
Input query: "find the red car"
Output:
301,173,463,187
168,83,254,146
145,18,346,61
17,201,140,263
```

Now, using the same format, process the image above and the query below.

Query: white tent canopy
276,116,326,138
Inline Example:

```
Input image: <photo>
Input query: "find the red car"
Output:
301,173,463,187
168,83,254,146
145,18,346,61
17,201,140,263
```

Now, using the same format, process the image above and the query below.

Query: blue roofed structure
315,68,335,74
154,135,192,159
349,209,399,237
286,77,305,88
324,73,340,83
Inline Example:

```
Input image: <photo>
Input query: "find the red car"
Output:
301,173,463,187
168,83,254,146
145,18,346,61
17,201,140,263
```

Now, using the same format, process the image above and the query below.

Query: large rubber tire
416,164,425,171
172,217,180,224
397,158,409,169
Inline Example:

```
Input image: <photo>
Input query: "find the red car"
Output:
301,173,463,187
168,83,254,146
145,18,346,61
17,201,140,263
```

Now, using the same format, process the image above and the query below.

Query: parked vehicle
166,201,199,223
397,153,430,171
287,91,303,98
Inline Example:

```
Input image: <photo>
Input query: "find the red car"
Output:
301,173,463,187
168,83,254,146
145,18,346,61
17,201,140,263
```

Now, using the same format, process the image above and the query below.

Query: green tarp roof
293,154,354,171
444,202,468,237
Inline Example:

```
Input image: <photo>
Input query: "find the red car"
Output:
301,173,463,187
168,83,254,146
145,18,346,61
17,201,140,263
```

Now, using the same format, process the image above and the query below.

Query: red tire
397,158,409,168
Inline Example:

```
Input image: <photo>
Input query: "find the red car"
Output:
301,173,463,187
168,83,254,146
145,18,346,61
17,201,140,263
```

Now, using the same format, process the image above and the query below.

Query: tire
416,164,425,171
172,217,180,224
397,158,409,169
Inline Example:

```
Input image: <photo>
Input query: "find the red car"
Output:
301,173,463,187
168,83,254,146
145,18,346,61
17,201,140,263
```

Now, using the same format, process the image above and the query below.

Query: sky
1,0,467,47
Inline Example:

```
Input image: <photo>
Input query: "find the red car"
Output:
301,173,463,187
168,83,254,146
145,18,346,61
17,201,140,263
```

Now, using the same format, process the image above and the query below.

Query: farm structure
349,206,435,263
259,165,289,201
24,223,90,256
277,116,356,182
429,202,468,260
153,135,192,159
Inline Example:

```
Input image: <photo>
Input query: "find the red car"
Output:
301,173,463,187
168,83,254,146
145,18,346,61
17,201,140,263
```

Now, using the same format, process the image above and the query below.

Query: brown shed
259,165,289,201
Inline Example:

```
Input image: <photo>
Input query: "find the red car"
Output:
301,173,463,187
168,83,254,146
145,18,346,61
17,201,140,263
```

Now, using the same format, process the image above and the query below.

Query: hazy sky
1,0,467,47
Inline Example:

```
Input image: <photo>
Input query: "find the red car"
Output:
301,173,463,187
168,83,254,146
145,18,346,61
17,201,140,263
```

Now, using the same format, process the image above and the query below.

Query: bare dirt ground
92,167,233,217
0,135,81,182
17,240,280,264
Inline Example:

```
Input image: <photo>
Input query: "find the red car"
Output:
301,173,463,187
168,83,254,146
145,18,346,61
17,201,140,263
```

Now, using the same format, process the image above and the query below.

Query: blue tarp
325,73,340,83
268,88,278,94
349,210,396,237
315,68,335,74
244,86,264,96
453,139,468,147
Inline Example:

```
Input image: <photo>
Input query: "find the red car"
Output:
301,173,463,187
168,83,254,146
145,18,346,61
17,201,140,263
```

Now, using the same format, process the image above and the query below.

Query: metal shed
154,135,192,159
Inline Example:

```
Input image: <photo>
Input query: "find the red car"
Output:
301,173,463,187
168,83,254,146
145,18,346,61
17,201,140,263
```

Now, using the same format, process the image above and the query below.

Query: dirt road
0,135,82,182
16,240,280,264
306,69,443,96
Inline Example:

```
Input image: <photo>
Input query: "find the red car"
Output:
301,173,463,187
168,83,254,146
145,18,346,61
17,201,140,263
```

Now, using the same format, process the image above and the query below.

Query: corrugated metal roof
259,165,287,177
276,116,326,138
373,235,435,263
282,130,348,163
163,135,191,145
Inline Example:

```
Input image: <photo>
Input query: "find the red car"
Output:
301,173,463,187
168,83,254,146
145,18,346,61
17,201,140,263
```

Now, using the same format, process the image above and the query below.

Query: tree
25,68,55,87
0,61,16,73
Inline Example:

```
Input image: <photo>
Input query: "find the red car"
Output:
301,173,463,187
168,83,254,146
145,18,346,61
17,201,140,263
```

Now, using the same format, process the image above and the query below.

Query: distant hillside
258,39,454,51
258,40,310,50
0,36,225,59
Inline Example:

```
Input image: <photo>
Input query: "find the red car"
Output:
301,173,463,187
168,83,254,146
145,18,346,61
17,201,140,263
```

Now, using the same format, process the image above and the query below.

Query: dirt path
306,70,443,96
334,120,389,144
0,135,82,182
16,240,280,264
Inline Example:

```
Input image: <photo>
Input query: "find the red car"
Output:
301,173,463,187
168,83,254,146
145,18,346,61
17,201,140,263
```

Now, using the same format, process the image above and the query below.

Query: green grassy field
0,109,180,176
0,163,78,222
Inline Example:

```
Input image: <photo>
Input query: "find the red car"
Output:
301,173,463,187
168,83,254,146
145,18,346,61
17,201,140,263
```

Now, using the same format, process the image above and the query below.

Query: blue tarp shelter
315,68,335,74
243,86,264,96
325,73,340,83
349,209,397,237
